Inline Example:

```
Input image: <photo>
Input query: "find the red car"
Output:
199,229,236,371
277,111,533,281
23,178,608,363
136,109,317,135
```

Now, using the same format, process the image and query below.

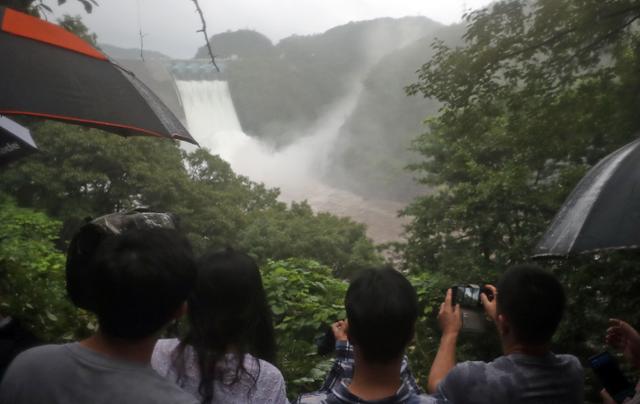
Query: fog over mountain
54,0,492,58
101,16,466,241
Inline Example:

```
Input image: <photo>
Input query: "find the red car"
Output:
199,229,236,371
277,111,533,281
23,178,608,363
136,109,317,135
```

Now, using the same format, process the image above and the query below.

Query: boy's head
496,264,566,346
66,210,179,311
89,228,196,339
345,266,418,364
66,210,195,340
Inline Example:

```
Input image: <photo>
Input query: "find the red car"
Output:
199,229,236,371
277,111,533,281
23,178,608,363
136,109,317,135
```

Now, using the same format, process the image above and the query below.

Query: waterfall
174,79,357,190
174,79,407,244
175,80,265,173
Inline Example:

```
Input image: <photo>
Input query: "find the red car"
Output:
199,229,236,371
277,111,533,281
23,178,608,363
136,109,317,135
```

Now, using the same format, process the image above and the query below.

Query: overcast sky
52,0,494,59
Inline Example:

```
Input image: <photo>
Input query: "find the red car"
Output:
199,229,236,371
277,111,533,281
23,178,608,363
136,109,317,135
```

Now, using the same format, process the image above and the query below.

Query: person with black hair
296,266,438,404
151,248,288,403
600,318,640,403
0,315,39,381
0,222,199,404
429,264,584,403
313,319,422,396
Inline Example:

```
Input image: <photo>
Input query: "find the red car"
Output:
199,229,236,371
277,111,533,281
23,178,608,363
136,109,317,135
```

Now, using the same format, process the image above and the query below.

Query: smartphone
451,284,493,309
589,351,636,403
451,284,492,333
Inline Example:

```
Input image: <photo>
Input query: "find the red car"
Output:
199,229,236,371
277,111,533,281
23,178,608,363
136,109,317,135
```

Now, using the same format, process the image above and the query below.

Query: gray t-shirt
0,343,199,404
433,353,583,404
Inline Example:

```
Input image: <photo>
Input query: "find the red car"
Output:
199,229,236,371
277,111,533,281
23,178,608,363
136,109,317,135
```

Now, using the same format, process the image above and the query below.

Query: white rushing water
175,80,407,244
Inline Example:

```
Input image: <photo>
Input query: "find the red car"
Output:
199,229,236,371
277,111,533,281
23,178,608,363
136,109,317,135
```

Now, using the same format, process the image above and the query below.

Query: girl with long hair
152,249,288,403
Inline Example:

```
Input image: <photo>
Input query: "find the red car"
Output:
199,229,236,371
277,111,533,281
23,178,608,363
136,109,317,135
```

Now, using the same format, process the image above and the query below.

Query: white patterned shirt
152,338,289,404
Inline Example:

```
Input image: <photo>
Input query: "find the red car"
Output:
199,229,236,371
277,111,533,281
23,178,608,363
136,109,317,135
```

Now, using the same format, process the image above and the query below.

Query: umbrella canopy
534,137,640,257
0,7,197,145
0,115,38,167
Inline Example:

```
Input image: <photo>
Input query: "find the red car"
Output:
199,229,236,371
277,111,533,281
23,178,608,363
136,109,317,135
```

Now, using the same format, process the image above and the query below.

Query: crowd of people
0,210,636,403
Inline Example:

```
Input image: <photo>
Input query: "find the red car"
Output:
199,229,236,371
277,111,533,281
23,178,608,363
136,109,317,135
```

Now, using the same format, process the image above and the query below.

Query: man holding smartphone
600,318,640,403
428,264,584,403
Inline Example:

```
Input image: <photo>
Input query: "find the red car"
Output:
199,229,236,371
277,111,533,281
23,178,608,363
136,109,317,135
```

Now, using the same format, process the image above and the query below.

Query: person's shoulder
151,338,180,374
411,393,445,403
127,366,198,404
450,359,491,376
0,344,77,402
552,353,582,367
437,360,493,396
151,338,180,363
6,343,69,368
295,391,331,404
255,356,285,382
146,380,199,404
13,343,66,356
153,338,180,355
552,353,584,380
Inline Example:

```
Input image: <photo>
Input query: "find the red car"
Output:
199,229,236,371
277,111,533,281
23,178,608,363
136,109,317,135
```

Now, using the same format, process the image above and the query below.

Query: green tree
405,1,640,400
181,148,281,251
405,0,640,275
1,121,380,273
1,122,194,243
57,14,98,45
0,196,93,341
240,201,380,277
261,258,348,399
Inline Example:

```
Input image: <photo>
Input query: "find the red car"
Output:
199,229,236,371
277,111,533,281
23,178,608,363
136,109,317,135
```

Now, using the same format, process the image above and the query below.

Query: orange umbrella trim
1,8,107,61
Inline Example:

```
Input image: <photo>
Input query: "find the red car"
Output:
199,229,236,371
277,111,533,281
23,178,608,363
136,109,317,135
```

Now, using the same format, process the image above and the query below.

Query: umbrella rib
0,110,166,140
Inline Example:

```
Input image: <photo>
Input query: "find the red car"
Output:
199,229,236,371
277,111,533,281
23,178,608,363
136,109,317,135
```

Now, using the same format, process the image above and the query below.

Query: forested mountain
192,17,460,201
199,18,441,148
103,17,463,202
100,44,171,60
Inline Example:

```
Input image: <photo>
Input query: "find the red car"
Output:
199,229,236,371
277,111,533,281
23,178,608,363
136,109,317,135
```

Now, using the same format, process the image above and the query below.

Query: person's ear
497,313,510,336
407,322,417,344
173,302,188,320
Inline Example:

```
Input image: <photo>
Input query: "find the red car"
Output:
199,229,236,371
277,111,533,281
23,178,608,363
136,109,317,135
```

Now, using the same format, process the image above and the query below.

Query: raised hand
607,318,640,369
481,284,498,323
332,320,348,342
438,289,462,336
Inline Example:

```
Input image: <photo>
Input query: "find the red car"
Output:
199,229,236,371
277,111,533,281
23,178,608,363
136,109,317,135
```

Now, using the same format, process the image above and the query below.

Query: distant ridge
99,43,171,61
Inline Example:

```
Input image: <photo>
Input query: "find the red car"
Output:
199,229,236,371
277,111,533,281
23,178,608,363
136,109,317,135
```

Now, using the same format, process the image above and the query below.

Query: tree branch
575,12,640,58
502,4,640,61
191,0,220,72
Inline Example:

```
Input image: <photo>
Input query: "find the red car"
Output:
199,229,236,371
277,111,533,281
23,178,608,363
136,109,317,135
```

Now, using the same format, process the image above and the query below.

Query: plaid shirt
296,379,438,404
296,341,431,404
318,341,423,394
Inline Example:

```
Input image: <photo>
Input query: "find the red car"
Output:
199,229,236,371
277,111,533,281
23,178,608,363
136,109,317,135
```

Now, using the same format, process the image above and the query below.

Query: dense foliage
0,121,379,275
404,0,640,401
261,259,348,399
0,198,93,341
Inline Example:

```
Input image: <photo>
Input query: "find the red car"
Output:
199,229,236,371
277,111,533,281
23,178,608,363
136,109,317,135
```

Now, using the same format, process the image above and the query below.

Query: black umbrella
0,115,38,167
534,138,640,257
0,7,198,145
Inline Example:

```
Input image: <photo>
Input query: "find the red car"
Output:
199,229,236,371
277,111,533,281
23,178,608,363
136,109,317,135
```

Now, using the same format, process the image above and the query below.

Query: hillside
200,19,466,201
103,17,466,203
325,23,467,201
100,44,171,61
197,17,443,145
